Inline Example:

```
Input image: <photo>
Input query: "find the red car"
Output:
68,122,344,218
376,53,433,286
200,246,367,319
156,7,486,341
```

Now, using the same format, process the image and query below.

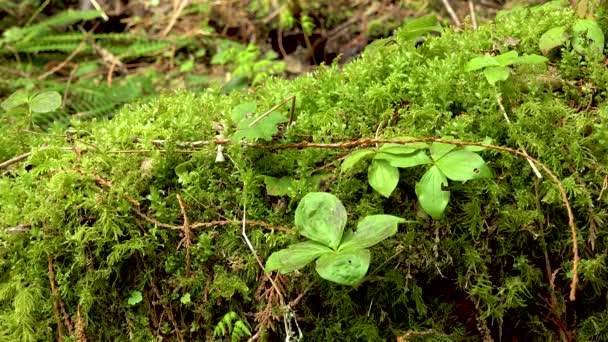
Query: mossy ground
1,2,608,341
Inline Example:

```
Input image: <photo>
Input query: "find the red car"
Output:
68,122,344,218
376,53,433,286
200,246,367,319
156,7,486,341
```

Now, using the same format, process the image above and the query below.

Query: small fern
213,311,252,342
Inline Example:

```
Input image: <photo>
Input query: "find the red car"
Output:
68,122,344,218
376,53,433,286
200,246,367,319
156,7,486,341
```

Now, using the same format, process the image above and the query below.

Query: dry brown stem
47,256,65,341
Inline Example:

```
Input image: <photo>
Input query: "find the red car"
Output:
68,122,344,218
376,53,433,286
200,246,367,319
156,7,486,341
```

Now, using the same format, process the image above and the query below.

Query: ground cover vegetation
1,0,608,341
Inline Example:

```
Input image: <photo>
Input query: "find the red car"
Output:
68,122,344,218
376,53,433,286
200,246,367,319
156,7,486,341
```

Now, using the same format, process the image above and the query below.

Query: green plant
464,50,548,85
213,311,252,342
211,40,285,89
539,18,604,56
341,140,492,219
265,192,405,285
1,89,61,127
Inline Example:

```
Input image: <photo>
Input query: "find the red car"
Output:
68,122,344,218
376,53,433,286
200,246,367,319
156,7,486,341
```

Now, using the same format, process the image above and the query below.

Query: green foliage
266,192,404,285
342,141,491,218
465,50,548,85
1,2,608,341
539,16,605,55
211,40,285,89
213,311,252,342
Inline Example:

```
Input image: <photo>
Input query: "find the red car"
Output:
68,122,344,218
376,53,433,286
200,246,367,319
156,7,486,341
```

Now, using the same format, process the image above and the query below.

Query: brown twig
5,223,31,234
440,0,461,26
248,96,296,128
176,194,192,277
48,256,65,341
38,40,86,80
468,0,477,30
6,136,579,300
0,147,77,170
162,0,188,37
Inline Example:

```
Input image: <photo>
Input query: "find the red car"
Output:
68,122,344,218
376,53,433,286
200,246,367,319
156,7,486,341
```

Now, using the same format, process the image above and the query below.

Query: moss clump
2,2,608,341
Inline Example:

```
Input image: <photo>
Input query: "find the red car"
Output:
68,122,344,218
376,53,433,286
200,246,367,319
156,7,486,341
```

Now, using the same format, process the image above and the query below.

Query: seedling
342,139,492,219
464,50,548,86
265,192,405,285
0,89,62,128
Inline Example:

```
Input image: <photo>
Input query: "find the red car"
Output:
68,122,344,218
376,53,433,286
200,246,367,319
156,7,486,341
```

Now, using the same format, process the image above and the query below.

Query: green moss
1,2,608,340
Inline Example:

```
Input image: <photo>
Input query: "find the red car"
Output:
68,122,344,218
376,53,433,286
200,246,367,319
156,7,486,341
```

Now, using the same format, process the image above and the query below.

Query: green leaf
572,19,604,55
464,55,499,72
430,141,456,160
483,66,510,85
339,215,405,250
233,320,252,338
180,293,191,305
265,241,333,273
29,91,61,113
230,102,257,122
315,248,370,286
539,26,569,55
232,111,288,143
415,166,449,219
374,150,432,168
511,54,548,66
435,150,492,181
127,291,143,305
263,176,294,196
494,50,519,67
368,159,400,198
175,161,193,177
294,192,347,249
1,89,29,111
378,143,420,155
341,149,375,172
398,15,443,41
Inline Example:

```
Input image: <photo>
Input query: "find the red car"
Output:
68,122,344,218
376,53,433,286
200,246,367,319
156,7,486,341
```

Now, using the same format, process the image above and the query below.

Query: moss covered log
2,2,608,341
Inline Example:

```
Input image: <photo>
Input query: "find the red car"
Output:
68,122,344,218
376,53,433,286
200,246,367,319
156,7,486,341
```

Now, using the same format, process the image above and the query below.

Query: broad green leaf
511,54,548,66
436,150,492,181
294,192,347,249
339,215,405,250
415,165,449,219
539,26,568,55
464,55,499,72
263,176,294,196
378,143,420,155
572,19,604,55
230,102,257,122
374,150,432,168
341,149,375,172
174,161,193,177
398,15,443,41
127,291,143,305
29,91,61,113
265,241,333,273
232,111,288,143
430,141,456,160
483,66,510,85
315,248,370,286
1,89,29,111
494,51,519,67
368,159,400,198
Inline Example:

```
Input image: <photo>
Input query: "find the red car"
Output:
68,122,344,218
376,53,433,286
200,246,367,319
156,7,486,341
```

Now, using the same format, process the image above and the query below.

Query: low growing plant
265,192,405,285
341,140,492,219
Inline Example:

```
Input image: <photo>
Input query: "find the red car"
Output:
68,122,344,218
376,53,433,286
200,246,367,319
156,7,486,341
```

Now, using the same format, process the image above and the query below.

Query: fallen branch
4,137,579,301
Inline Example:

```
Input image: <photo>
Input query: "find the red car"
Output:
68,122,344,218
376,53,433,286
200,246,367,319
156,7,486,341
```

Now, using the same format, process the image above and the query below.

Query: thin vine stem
268,137,579,301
